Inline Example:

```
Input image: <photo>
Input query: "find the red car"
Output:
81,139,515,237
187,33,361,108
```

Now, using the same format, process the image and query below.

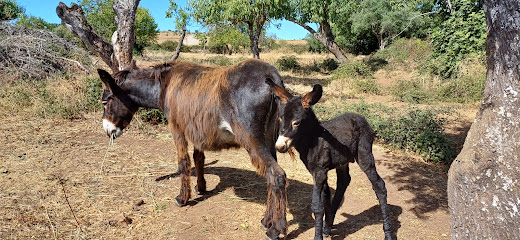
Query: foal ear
97,69,117,91
266,78,292,103
302,84,323,108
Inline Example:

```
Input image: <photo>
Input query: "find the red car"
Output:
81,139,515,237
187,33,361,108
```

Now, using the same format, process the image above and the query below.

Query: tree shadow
157,160,402,239
380,156,449,219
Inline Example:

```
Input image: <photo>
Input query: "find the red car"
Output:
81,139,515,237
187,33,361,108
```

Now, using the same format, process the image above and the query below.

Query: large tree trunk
56,0,140,72
111,0,140,71
447,0,520,239
56,2,117,72
289,19,348,63
171,26,186,61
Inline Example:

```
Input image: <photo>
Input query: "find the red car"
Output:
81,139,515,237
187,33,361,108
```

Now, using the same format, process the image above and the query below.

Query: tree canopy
0,0,24,22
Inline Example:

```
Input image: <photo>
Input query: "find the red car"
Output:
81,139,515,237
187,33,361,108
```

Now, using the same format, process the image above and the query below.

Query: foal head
97,69,139,139
266,79,323,153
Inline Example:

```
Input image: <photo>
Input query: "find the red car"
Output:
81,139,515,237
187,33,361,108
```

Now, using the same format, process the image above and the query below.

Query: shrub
205,55,232,66
340,102,455,163
332,60,372,80
391,79,434,104
319,58,339,71
351,78,380,94
276,56,301,71
136,108,167,124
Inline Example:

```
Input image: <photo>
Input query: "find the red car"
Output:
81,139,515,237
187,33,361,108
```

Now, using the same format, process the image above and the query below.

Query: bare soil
0,109,451,239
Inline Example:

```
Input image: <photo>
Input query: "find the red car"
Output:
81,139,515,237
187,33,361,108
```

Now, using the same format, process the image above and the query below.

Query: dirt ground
0,106,451,239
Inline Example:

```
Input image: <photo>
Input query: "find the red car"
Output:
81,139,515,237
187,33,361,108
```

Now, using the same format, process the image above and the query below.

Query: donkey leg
358,144,392,240
322,182,333,236
324,164,351,235
193,149,206,195
172,130,191,207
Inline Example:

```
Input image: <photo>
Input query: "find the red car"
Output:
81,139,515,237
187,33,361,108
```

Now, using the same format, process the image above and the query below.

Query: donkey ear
302,84,323,108
266,78,292,103
97,69,116,90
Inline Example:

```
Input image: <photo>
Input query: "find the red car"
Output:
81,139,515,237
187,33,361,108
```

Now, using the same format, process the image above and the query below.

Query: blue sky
16,0,310,40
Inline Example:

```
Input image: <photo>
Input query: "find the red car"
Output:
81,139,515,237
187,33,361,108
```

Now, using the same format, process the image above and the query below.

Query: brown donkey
97,59,287,239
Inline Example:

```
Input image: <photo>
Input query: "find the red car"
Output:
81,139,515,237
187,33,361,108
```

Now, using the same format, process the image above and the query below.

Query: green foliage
276,56,301,71
0,0,24,21
16,14,58,29
351,78,380,94
304,34,327,53
391,79,434,104
363,56,388,71
374,38,431,71
435,53,486,103
79,0,158,52
319,58,339,71
350,0,421,49
207,25,249,54
332,60,372,79
136,108,167,124
429,0,486,78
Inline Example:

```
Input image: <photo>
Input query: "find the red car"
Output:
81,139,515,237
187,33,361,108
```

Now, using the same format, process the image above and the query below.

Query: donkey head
266,79,322,153
97,69,139,139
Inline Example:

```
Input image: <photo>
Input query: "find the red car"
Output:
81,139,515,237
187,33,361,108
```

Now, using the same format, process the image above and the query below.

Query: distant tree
194,32,207,50
304,34,327,53
350,0,421,50
166,0,190,61
16,14,59,30
207,24,249,55
283,0,351,63
190,0,286,59
0,0,24,21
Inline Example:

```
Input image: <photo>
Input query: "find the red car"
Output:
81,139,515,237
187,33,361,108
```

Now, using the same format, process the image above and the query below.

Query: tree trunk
111,0,140,71
447,0,520,239
247,22,261,59
56,2,117,72
171,26,186,61
289,19,348,63
56,0,140,72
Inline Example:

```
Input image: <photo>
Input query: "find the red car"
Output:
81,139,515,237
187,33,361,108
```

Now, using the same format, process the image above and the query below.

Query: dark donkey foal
266,80,392,240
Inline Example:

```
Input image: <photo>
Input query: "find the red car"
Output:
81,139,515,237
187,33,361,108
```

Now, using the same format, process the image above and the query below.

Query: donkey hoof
195,185,206,195
265,227,281,240
174,196,188,207
323,227,331,236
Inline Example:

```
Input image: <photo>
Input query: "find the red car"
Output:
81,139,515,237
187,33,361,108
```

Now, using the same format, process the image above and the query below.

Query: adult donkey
97,59,287,239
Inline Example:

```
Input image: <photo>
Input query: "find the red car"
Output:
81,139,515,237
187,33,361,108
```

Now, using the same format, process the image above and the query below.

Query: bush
339,102,455,163
319,58,339,71
205,55,232,66
332,60,372,79
136,108,167,124
276,56,301,71
391,79,434,104
351,78,380,94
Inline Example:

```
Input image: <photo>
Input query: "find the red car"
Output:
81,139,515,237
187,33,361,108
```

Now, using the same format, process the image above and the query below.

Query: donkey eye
292,120,301,127
102,100,108,105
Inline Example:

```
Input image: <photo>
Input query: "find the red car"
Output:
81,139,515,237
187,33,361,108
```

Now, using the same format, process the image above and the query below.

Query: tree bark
447,0,520,239
171,26,186,61
111,0,140,71
289,19,348,63
247,21,261,59
56,2,117,72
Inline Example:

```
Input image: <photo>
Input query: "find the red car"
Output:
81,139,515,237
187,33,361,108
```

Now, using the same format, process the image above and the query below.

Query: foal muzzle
275,135,292,153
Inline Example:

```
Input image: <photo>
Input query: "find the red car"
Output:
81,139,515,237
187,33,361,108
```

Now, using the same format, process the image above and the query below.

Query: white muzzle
103,119,123,138
275,135,292,153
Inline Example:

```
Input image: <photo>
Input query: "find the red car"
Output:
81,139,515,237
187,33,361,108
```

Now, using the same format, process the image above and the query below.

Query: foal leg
324,164,351,235
172,129,191,207
358,140,392,240
193,149,206,195
311,171,328,240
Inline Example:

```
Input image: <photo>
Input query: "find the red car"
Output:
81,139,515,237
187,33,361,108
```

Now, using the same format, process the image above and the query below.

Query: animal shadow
156,161,402,239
